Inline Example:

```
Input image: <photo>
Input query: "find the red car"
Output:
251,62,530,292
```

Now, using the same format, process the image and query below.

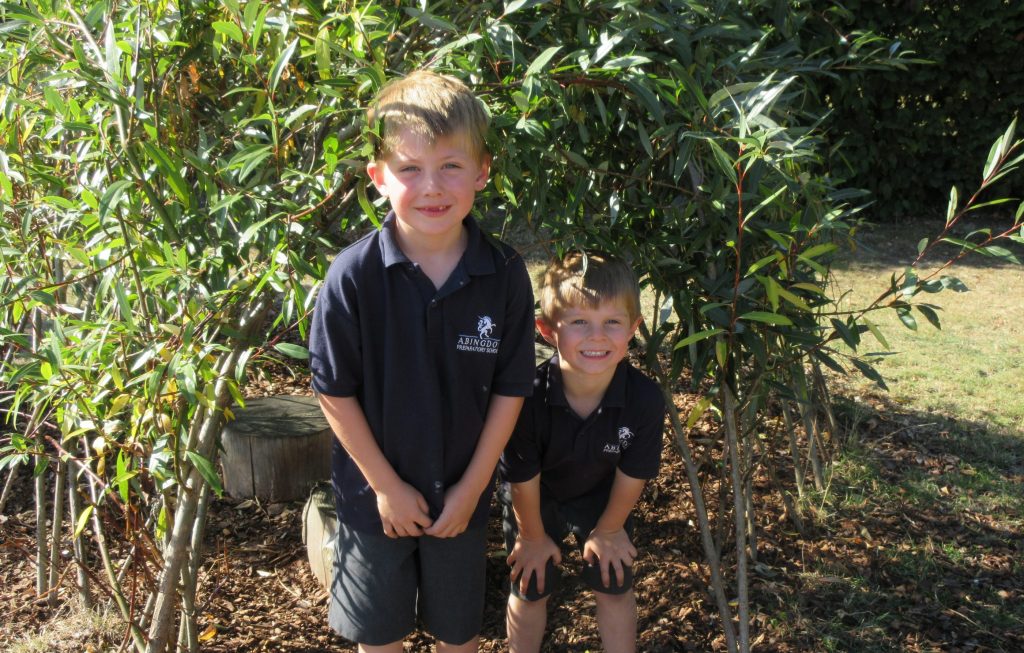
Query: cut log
302,483,337,590
221,395,333,502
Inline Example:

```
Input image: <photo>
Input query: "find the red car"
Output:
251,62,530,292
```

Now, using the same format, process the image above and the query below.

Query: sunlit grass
829,219,1024,436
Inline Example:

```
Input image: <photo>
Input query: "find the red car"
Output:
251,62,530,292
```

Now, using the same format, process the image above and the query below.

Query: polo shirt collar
545,355,629,409
378,211,497,276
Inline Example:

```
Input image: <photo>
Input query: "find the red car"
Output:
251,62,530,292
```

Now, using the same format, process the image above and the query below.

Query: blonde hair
366,69,489,160
538,252,641,324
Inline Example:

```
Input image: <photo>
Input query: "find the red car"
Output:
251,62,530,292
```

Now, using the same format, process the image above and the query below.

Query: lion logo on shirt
477,316,496,339
618,426,636,450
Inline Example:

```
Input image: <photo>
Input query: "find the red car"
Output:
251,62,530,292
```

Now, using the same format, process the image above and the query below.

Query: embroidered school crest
618,426,636,450
477,316,495,338
456,315,500,354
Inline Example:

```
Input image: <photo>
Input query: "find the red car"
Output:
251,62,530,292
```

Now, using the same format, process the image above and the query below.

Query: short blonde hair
538,252,641,324
366,69,489,160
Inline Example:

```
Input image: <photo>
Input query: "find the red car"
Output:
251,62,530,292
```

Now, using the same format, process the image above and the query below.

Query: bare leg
436,636,479,653
506,594,548,653
358,642,403,653
594,589,637,653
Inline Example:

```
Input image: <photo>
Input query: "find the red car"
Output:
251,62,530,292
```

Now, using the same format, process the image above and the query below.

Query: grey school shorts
499,483,634,602
329,522,487,646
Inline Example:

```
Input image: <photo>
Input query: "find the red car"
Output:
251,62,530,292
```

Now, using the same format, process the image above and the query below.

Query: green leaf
186,451,224,497
212,20,244,43
740,311,792,326
357,179,379,227
603,55,652,70
940,276,969,292
916,304,941,329
74,505,94,539
98,179,134,221
673,328,724,350
863,318,890,350
270,38,298,93
525,46,563,77
685,397,713,429
141,142,191,208
945,185,958,225
404,8,458,32
830,318,859,349
896,306,917,330
274,342,309,360
851,358,888,390
800,243,838,260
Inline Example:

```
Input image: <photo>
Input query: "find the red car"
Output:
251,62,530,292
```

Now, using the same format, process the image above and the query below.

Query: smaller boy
499,253,666,653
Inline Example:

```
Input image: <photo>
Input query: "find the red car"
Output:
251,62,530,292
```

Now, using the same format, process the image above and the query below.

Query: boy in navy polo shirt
499,253,665,653
309,70,535,653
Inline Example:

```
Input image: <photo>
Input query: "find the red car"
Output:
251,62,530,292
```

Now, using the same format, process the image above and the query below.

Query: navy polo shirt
309,212,536,532
500,356,665,503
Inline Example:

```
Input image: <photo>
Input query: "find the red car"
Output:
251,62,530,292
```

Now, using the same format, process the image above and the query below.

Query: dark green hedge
820,0,1024,218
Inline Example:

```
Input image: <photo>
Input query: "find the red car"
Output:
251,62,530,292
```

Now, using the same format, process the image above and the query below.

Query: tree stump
302,483,337,590
221,395,332,503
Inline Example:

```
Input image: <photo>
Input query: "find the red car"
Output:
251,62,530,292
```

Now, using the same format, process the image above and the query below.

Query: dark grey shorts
328,522,487,646
499,483,634,602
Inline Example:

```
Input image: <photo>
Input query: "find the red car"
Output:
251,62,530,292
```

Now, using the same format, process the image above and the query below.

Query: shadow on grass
767,392,1024,652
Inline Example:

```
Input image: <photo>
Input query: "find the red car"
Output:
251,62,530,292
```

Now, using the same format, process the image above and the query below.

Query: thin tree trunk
760,423,804,534
178,481,212,653
794,368,825,491
67,464,93,608
812,362,841,448
146,300,267,653
782,405,806,500
35,464,50,597
722,385,750,653
0,462,19,515
663,387,738,653
47,459,67,607
82,439,147,653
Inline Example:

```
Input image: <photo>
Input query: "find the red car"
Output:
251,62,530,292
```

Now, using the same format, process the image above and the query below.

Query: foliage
1,1,1022,652
817,0,1024,217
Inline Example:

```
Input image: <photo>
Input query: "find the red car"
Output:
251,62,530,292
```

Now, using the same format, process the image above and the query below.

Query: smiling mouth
581,350,610,358
418,205,451,215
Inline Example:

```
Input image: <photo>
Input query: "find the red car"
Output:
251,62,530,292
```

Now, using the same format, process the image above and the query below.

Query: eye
443,162,462,170
572,319,587,326
398,165,419,173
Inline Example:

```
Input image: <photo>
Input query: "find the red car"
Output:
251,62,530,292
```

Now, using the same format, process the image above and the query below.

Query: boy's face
538,297,642,380
367,128,489,244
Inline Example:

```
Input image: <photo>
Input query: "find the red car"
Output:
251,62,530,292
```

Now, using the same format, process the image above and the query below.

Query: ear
474,153,491,191
366,160,388,197
629,316,643,336
535,317,556,346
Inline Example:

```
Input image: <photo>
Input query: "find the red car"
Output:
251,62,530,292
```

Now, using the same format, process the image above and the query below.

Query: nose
422,170,442,194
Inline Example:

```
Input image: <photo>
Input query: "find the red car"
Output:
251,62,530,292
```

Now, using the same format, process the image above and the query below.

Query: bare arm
507,474,562,594
425,394,524,537
584,469,647,587
317,393,432,537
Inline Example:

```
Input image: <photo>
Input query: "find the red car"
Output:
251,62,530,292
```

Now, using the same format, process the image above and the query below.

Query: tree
2,2,1021,652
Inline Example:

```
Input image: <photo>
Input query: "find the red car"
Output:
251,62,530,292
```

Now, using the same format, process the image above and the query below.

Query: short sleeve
308,258,362,397
499,395,542,483
617,376,665,481
490,252,536,397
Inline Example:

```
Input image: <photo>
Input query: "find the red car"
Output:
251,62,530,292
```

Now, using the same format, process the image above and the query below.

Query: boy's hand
508,534,562,595
376,481,432,537
583,528,636,589
423,480,478,538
